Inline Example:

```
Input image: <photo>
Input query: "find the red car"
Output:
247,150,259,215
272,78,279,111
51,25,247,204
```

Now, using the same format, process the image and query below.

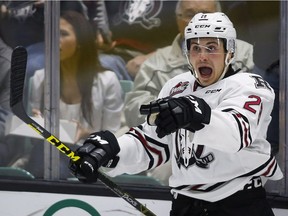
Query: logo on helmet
195,25,211,28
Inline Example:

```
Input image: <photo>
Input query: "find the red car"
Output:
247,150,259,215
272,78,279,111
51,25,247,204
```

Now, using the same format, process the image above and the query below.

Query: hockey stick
10,46,156,216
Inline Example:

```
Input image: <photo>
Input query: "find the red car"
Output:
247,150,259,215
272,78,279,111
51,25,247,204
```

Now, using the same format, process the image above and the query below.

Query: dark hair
60,10,103,127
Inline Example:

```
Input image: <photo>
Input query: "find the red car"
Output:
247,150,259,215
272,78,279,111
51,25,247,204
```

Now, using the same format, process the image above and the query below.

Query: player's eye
207,45,218,53
191,45,201,53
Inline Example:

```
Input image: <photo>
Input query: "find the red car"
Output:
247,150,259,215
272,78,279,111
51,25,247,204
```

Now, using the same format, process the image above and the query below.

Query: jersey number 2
244,95,261,114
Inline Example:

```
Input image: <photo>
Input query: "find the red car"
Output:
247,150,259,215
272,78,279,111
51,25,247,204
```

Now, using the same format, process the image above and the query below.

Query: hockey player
69,12,283,216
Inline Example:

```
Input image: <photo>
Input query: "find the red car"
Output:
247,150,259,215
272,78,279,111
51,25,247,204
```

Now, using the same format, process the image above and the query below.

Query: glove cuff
103,156,120,168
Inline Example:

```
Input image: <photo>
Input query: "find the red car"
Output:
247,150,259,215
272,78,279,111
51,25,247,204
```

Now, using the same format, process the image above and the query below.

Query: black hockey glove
69,130,120,183
140,95,211,138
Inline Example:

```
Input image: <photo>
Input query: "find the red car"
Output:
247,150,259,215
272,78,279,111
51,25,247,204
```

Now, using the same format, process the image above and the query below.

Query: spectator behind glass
124,0,255,129
26,11,123,179
30,10,123,141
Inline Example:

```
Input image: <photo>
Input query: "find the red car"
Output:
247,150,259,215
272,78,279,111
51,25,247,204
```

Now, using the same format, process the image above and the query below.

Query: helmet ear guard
226,38,236,54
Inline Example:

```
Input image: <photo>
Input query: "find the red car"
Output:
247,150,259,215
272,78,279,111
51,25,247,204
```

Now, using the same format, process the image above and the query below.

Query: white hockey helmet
184,12,236,54
184,12,237,84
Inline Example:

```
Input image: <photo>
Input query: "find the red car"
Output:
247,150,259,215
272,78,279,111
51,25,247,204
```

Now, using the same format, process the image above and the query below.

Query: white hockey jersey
106,70,283,202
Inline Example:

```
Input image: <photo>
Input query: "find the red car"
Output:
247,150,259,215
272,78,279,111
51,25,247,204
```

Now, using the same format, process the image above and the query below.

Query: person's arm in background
84,0,116,52
28,69,44,116
0,37,12,111
125,51,155,79
98,71,124,133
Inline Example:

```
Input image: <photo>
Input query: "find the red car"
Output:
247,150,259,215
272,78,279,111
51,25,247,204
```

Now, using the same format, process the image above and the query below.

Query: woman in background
27,10,123,178
30,10,123,141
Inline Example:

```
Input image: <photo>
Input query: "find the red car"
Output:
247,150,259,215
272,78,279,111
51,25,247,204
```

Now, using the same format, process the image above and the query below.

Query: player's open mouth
198,67,212,78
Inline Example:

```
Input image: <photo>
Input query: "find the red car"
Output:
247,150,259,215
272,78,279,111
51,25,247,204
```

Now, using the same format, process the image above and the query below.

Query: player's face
188,38,227,86
60,18,77,61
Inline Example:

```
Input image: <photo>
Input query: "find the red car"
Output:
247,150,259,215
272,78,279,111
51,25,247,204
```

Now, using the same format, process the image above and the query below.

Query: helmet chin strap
217,52,234,82
185,52,205,85
186,52,234,86
185,53,200,84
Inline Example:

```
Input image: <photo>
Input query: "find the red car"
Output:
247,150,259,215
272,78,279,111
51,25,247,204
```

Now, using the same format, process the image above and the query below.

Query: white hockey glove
140,95,211,138
69,131,120,183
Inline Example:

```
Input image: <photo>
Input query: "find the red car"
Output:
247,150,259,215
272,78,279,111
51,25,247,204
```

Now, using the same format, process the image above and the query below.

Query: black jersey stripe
222,108,252,150
172,181,225,192
126,129,155,169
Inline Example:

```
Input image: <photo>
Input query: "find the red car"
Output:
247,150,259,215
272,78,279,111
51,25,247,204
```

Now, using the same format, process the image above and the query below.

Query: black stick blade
10,46,27,108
